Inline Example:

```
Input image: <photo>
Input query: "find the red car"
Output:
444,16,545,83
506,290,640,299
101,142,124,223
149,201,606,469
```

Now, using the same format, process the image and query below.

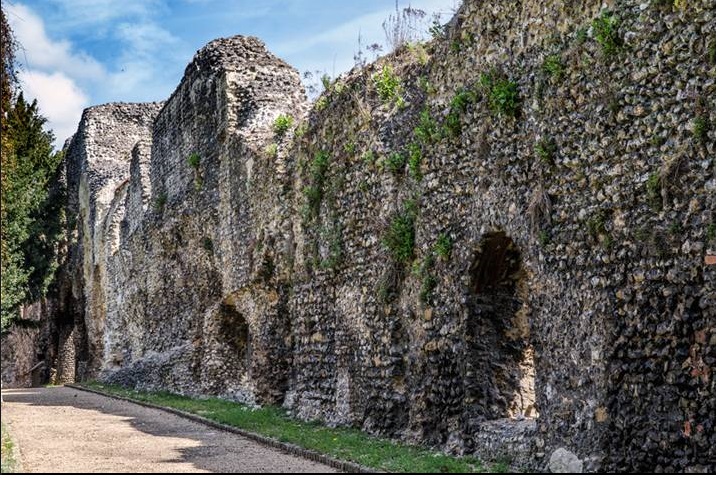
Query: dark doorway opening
464,232,536,421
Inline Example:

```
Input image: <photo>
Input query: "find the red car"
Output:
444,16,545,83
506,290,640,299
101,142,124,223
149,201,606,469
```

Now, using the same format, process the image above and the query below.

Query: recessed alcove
464,232,537,421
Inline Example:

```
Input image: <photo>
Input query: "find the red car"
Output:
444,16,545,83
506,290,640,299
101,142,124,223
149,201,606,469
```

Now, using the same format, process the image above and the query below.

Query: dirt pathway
0,387,337,473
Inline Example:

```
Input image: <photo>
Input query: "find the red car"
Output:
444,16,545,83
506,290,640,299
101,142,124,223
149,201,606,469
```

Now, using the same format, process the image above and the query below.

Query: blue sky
5,0,460,148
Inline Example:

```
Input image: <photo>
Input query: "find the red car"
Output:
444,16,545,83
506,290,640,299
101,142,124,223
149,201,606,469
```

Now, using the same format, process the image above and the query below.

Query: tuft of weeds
321,73,332,91
1,422,18,473
311,151,330,183
294,121,309,139
408,143,423,181
386,151,407,175
538,230,550,247
303,151,331,220
576,26,589,45
442,111,462,138
592,11,623,56
273,114,294,136
646,171,663,210
541,54,564,82
692,115,709,142
586,209,612,248
319,224,344,270
382,200,418,264
420,272,437,304
373,65,403,107
479,71,520,117
407,42,430,66
650,134,665,147
534,137,558,165
434,233,452,261
362,150,376,166
154,192,168,212
414,107,441,145
418,76,435,95
429,17,445,39
265,143,278,159
343,140,357,155
450,88,477,112
489,79,520,117
442,88,478,138
187,152,200,169
708,222,716,245
413,254,437,304
316,96,329,111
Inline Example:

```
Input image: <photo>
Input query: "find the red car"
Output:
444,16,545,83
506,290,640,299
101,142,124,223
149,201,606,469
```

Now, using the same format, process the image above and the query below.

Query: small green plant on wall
646,171,663,210
373,65,404,108
383,200,418,264
416,254,437,304
408,143,422,181
534,137,558,165
294,121,308,138
273,114,294,136
154,192,168,212
316,96,329,111
187,153,203,190
386,151,407,175
303,151,331,221
414,107,440,145
265,143,278,159
592,11,623,56
479,71,520,118
187,152,200,169
443,88,479,138
434,233,452,261
541,54,564,82
693,115,709,142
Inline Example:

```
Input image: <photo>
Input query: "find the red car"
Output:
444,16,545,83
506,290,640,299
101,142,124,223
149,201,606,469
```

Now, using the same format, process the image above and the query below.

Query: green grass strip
1,421,19,473
82,381,504,473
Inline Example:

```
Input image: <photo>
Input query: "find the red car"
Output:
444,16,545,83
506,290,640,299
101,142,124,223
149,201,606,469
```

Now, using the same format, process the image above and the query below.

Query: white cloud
18,70,89,147
5,2,186,147
6,2,106,81
115,21,179,56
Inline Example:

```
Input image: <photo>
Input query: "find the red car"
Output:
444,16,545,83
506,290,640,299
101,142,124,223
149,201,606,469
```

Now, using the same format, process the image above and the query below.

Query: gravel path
0,387,337,473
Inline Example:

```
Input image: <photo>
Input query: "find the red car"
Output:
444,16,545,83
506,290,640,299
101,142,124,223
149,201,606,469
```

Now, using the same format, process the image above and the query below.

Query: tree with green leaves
1,8,65,332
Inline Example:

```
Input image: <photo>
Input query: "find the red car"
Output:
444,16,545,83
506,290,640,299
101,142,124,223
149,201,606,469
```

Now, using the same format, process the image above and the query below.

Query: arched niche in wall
216,302,250,366
464,231,537,422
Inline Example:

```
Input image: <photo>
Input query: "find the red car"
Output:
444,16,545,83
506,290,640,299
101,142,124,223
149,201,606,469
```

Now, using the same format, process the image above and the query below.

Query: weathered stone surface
1,0,714,473
96,35,308,403
549,448,583,473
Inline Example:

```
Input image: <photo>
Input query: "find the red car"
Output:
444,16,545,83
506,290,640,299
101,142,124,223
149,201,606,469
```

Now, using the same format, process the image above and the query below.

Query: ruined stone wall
61,102,163,378
100,36,308,402
0,301,55,387
4,0,713,473
280,0,715,472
